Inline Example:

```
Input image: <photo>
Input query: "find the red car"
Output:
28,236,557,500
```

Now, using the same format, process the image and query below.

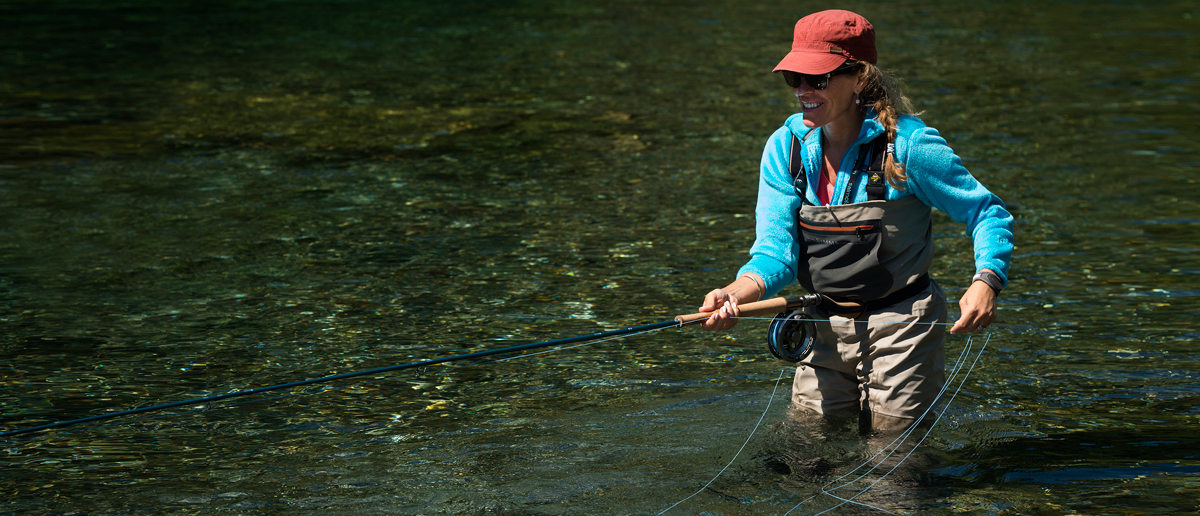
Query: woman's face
793,71,863,131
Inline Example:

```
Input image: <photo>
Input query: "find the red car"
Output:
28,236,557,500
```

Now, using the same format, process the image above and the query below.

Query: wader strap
865,136,888,202
790,134,809,206
818,274,931,319
841,139,876,205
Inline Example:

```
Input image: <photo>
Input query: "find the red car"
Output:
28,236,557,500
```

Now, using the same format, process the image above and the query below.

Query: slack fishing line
0,320,682,440
795,334,990,516
5,293,996,515
657,332,991,515
21,323,685,443
1,295,818,440
657,367,792,515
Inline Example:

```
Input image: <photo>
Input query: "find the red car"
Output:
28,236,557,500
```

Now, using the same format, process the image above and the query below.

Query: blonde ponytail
856,62,917,189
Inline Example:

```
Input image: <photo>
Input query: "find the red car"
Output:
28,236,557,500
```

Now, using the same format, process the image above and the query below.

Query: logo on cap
828,45,846,55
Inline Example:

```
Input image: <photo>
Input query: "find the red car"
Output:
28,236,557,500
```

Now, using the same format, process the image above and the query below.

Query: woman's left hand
950,280,997,334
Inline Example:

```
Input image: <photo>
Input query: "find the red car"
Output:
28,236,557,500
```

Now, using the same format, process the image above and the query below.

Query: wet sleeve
901,126,1015,285
737,126,803,297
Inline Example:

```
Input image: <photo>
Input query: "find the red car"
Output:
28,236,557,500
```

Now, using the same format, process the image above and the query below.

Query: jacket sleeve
900,122,1015,285
737,125,804,298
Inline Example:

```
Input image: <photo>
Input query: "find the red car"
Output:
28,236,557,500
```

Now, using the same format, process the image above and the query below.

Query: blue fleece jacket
737,112,1015,298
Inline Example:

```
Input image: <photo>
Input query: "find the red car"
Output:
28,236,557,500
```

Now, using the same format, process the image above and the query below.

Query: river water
1,0,1197,514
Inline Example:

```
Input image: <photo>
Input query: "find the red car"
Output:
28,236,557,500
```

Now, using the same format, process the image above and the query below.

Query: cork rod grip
674,297,792,324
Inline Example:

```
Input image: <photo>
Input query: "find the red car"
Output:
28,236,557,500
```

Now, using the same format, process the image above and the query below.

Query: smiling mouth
801,100,823,109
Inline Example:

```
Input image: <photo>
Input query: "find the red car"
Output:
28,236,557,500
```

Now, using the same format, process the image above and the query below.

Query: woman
699,10,1014,432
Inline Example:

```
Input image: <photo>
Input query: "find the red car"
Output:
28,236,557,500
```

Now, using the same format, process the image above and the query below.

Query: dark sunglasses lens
782,71,828,90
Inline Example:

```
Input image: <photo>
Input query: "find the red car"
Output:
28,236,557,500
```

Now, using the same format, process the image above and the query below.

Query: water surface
2,0,1198,514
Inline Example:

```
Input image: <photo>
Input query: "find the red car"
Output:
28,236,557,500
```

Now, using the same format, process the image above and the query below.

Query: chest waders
767,132,935,362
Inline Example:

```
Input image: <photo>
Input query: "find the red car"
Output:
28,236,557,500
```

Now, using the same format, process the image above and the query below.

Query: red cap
773,10,877,74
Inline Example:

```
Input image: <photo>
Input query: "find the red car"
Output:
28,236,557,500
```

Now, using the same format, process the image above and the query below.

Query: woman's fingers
950,303,987,334
699,289,727,313
949,313,980,334
702,295,740,331
951,282,997,334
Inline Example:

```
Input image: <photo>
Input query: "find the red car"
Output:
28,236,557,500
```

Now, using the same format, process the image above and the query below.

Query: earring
855,94,861,105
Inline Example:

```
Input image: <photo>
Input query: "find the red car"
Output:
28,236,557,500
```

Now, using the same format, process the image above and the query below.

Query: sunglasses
782,64,860,90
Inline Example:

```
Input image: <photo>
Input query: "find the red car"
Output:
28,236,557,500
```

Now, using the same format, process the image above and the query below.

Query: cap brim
772,51,847,74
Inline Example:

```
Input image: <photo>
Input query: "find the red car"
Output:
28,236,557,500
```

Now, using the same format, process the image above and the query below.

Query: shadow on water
2,0,1199,514
933,425,1200,513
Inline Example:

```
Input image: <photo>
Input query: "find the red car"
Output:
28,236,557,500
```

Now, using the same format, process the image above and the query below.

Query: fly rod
1,295,820,438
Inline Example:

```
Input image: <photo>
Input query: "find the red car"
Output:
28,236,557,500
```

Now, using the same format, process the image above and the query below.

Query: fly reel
766,309,817,363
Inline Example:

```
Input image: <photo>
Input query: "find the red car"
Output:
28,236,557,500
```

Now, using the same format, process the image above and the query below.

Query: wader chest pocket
797,216,893,301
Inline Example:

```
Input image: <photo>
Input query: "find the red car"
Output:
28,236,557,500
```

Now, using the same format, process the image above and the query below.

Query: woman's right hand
699,289,741,331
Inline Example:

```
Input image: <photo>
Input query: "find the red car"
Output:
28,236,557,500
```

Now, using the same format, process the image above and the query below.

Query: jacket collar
787,109,885,148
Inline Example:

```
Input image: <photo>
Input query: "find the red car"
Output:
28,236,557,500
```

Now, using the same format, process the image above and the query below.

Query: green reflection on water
2,0,1199,514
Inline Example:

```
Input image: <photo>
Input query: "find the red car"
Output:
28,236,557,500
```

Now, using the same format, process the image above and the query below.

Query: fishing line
810,334,991,515
779,333,990,515
790,337,977,516
17,324,670,442
21,326,684,442
7,307,997,516
655,323,989,515
654,332,981,515
729,315,962,326
6,384,342,443
813,335,977,493
3,292,994,515
505,314,964,327
2,319,693,441
657,367,791,515
493,325,675,363
781,336,978,515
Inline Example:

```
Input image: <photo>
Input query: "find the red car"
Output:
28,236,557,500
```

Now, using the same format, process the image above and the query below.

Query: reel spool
766,309,816,363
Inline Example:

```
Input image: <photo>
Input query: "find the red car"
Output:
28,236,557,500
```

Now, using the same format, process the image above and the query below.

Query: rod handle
674,295,817,324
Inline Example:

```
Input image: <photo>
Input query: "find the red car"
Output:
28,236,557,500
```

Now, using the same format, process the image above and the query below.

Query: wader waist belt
818,274,931,319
